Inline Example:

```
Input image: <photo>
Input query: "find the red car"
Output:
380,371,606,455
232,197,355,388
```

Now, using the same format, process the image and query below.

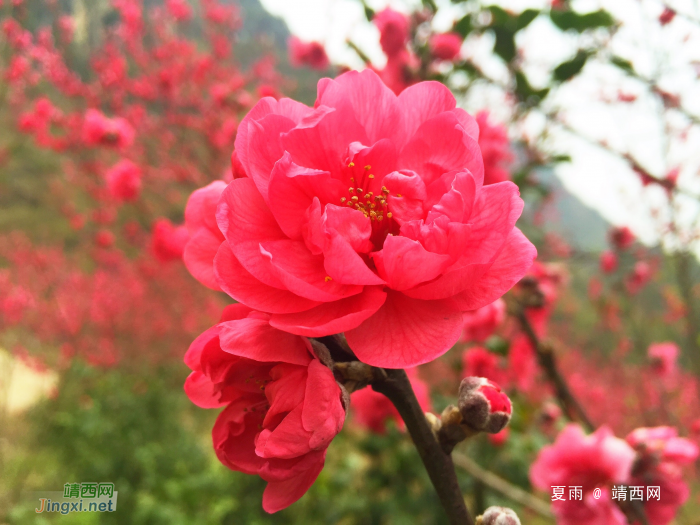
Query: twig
452,452,554,519
372,369,475,525
512,305,595,432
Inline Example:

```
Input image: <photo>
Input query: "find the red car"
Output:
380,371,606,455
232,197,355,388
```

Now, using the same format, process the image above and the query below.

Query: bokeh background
1,0,699,523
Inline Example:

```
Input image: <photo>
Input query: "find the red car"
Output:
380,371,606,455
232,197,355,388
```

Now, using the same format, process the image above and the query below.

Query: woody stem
372,368,474,525
513,306,595,432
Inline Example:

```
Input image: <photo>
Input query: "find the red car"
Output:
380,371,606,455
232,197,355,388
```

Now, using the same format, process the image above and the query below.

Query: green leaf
422,0,438,12
550,9,615,32
493,27,516,62
515,71,550,105
551,154,572,163
517,9,540,30
488,5,512,26
610,56,634,74
553,50,590,81
454,14,473,37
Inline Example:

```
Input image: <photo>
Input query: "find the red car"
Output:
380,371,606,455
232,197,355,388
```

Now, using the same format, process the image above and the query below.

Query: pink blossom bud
478,506,521,525
458,377,512,434
599,250,617,273
429,32,463,61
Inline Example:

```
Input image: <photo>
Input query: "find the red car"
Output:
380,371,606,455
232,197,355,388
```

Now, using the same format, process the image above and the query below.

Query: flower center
339,161,401,250
339,163,394,220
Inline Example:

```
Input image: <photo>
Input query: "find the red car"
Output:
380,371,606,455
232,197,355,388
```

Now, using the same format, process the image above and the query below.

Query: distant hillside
529,167,610,253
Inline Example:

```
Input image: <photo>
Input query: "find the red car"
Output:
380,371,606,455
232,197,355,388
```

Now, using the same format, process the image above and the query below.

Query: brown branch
512,305,595,432
371,368,475,525
452,452,554,519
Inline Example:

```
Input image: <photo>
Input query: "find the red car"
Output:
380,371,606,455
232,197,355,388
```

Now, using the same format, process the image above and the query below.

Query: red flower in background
599,250,618,273
288,37,330,71
608,226,635,251
82,109,135,149
106,159,142,202
184,304,346,513
476,111,514,185
351,369,431,434
429,33,463,61
151,218,189,263
659,7,676,25
461,299,506,343
184,69,536,368
625,260,652,294
531,424,635,525
647,342,679,378
462,347,504,384
373,8,409,58
627,427,699,525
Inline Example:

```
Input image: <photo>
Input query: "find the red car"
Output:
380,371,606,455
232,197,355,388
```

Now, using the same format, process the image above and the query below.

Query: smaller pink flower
599,250,618,273
627,427,699,525
374,8,409,58
95,230,115,248
166,0,192,20
106,159,141,202
458,377,511,433
461,299,506,342
488,427,509,447
151,218,190,263
184,305,346,513
429,32,463,61
82,109,135,149
659,7,676,25
608,226,635,251
647,342,679,378
477,111,513,185
625,261,652,294
462,347,502,384
288,37,330,70
530,424,635,525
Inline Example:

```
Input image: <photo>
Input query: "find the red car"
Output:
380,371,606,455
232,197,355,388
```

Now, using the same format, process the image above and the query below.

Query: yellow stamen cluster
342,163,394,222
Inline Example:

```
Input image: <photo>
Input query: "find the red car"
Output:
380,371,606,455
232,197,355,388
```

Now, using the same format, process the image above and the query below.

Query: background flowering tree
1,0,699,524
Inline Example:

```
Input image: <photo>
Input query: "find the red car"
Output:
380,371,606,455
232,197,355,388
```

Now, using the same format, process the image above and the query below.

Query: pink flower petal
214,242,321,313
302,359,345,450
452,228,537,311
318,69,402,145
183,228,224,290
400,111,483,186
218,317,312,366
260,239,363,301
261,451,326,513
346,291,463,367
269,286,387,336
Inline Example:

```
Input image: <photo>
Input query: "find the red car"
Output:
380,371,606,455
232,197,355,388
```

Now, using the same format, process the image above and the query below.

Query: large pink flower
531,424,635,525
184,304,346,513
185,69,536,368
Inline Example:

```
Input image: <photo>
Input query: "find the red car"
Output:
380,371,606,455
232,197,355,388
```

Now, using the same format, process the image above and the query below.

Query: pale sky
260,0,700,250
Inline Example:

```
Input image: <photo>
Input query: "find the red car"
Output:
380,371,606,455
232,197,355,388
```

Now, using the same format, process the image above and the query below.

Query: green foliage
549,9,615,33
514,72,549,106
553,50,591,82
454,14,473,38
610,56,635,74
486,7,538,63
